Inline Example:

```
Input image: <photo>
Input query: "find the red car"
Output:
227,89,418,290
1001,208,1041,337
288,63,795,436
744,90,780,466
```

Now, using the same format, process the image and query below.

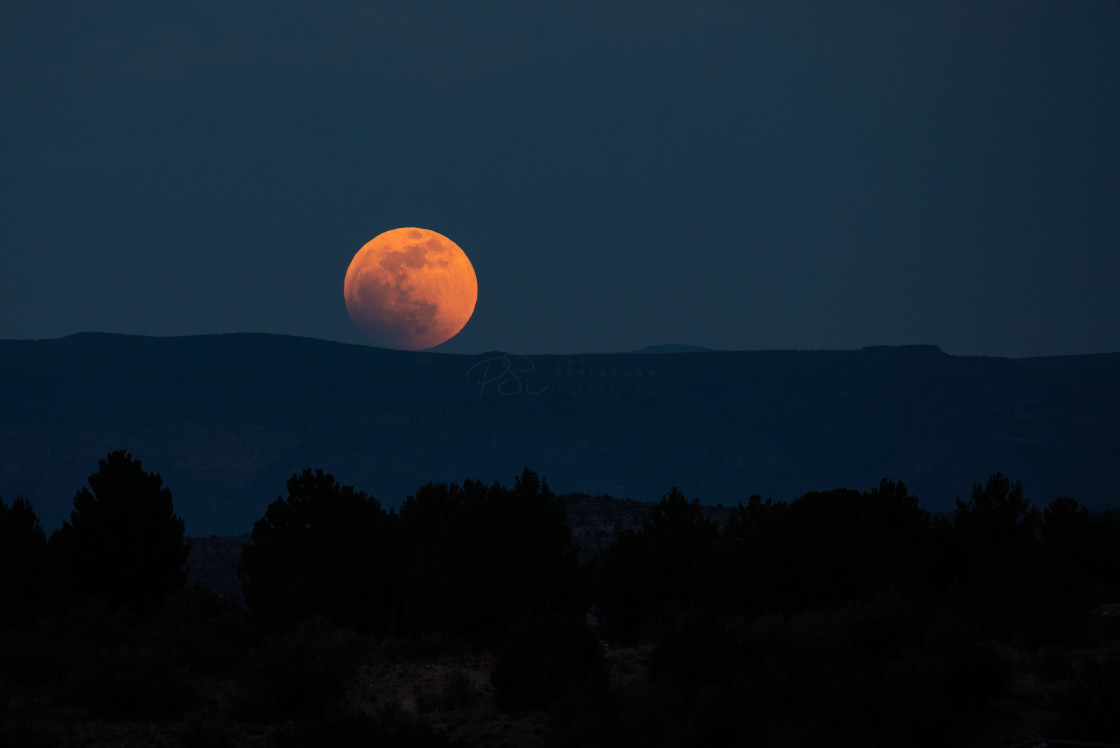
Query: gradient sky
3,1,1118,357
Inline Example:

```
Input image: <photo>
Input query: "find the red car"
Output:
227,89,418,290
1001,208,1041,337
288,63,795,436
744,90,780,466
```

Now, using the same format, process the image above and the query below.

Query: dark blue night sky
3,1,1118,356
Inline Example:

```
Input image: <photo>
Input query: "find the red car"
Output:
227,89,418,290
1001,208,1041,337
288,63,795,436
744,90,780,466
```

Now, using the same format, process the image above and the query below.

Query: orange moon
343,227,477,351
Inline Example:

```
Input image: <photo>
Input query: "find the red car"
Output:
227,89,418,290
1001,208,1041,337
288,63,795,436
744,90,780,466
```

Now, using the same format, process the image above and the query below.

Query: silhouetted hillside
633,343,717,353
1,332,1117,534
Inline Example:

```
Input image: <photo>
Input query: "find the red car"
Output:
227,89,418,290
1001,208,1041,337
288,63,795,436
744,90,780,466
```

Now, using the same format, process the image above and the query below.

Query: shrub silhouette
50,451,190,613
1040,496,1120,601
946,474,1054,635
240,468,396,632
65,641,199,718
596,481,930,641
396,468,582,643
492,610,607,712
180,717,235,748
144,585,252,677
0,496,50,626
1083,510,1120,601
593,487,719,642
644,602,1008,746
269,707,453,748
237,616,361,720
954,472,1039,557
1053,652,1120,739
413,670,478,713
744,481,929,610
1043,496,1091,556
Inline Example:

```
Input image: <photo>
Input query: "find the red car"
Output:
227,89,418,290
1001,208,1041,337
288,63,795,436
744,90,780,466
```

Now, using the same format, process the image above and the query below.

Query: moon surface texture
344,228,478,351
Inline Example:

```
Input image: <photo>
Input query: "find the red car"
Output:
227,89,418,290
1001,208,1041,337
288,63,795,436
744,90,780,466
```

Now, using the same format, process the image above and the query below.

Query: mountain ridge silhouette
2,332,1117,534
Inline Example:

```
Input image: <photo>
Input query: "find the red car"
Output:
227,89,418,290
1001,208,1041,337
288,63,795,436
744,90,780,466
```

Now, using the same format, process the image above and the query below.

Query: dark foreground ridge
1,332,1117,534
3,463,1119,746
182,493,734,603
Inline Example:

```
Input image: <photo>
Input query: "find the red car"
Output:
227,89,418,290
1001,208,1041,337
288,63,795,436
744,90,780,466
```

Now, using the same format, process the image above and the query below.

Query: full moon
343,227,478,350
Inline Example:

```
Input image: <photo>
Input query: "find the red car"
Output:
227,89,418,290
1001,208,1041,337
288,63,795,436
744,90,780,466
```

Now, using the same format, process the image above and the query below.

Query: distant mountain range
1,333,1117,535
633,344,717,354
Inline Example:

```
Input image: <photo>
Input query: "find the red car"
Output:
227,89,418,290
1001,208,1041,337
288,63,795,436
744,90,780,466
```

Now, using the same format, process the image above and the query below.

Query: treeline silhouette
2,451,1119,746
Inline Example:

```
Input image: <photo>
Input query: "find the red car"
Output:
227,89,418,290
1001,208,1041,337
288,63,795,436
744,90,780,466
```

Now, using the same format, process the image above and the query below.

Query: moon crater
344,228,477,351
